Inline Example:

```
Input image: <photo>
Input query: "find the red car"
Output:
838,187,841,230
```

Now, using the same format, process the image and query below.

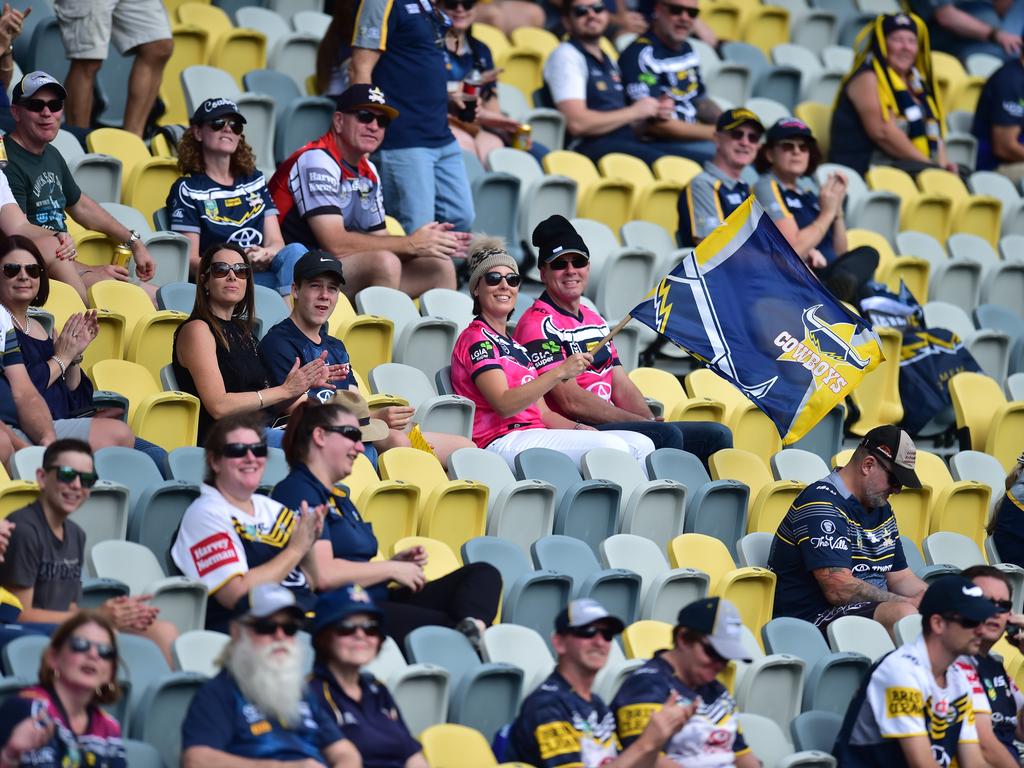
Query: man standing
834,574,995,768
349,0,475,235
513,215,732,466
268,84,466,298
0,439,177,661
768,425,928,637
54,0,173,136
4,71,157,300
504,598,693,767
971,50,1024,181
677,108,762,247
954,566,1024,768
618,0,720,164
181,583,361,767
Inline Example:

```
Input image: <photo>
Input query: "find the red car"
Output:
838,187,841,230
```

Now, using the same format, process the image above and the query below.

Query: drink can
0,134,8,170
112,243,132,268
513,124,532,151
459,80,478,123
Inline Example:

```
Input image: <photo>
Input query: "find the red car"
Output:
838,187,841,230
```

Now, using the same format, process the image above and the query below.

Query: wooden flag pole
592,315,632,352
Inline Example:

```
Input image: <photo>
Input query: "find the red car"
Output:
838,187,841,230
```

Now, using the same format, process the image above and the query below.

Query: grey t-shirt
0,502,84,610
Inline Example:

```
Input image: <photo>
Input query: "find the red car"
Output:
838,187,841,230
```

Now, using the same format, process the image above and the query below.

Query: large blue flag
629,197,884,444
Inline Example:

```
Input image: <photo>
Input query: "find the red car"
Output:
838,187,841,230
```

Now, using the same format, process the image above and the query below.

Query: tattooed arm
813,566,906,606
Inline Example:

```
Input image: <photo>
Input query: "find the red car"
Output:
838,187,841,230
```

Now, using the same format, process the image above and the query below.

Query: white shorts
54,0,171,60
486,428,655,475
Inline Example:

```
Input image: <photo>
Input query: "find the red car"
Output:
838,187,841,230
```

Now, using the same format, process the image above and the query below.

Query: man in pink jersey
513,215,732,468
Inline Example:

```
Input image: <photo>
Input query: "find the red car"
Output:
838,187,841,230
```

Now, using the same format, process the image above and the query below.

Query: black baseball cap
765,117,815,145
675,597,752,662
716,108,764,134
190,97,246,125
334,84,399,120
881,13,918,37
919,575,1000,622
292,249,345,284
532,214,590,265
860,424,921,489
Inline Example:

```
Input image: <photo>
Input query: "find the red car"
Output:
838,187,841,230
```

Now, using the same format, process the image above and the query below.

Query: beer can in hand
0,134,9,170
512,125,532,151
112,243,132,268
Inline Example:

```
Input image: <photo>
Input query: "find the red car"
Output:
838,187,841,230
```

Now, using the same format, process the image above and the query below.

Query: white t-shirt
544,42,590,104
0,170,16,209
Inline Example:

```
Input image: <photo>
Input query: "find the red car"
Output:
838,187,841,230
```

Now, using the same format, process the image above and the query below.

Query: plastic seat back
791,710,843,753
420,723,499,768
668,533,733,585
481,624,555,700
173,630,230,677
922,531,987,569
826,615,894,660
762,617,829,667
770,449,830,484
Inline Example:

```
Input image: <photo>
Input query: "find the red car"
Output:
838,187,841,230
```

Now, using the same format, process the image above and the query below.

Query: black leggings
381,562,502,653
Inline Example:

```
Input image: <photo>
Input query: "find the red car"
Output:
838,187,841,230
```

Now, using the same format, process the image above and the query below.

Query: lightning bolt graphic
655,279,673,334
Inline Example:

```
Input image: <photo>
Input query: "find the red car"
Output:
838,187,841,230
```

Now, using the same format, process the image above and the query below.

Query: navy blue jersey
181,670,345,763
768,470,907,623
167,170,277,254
258,318,356,403
971,58,1024,171
753,173,836,264
309,666,421,768
619,34,706,122
444,34,496,101
956,654,1024,762
505,670,619,768
612,653,750,767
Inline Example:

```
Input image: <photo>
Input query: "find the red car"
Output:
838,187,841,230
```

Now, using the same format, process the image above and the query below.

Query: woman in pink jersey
451,237,656,471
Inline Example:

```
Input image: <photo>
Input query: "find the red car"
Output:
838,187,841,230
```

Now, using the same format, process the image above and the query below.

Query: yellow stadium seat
544,150,635,235
470,23,510,64
91,359,200,451
210,30,267,86
160,24,209,126
794,102,831,158
949,372,1024,472
704,3,742,40
916,450,990,549
497,47,544,102
831,448,933,546
0,463,8,483
41,280,127,372
917,168,1002,248
652,155,703,187
86,128,180,221
599,153,684,232
73,231,117,268
684,369,782,463
176,2,231,37
741,6,790,56
846,326,903,436
344,454,419,557
0,481,39,518
845,228,930,301
930,50,966,109
709,448,804,534
420,724,500,768
150,132,176,159
628,367,727,423
669,533,776,636
866,165,954,241
87,281,188,383
391,536,461,581
378,448,488,556
510,26,559,59
327,294,394,375
947,75,985,114
622,619,673,659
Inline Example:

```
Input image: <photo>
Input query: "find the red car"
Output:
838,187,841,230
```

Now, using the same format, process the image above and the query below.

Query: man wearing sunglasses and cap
181,583,360,767
768,424,929,638
513,215,732,468
503,598,694,768
4,70,159,302
833,574,996,768
268,84,469,299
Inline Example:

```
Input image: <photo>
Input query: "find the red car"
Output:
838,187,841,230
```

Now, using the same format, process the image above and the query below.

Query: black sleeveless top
172,317,271,444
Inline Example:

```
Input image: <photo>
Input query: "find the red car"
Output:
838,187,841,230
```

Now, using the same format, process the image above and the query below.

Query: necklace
5,307,30,334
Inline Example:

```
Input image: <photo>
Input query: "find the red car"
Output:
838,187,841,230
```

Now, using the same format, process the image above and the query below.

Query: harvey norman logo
774,304,872,395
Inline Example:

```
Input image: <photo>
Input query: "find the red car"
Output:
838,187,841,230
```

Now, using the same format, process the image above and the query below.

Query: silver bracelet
256,389,264,409
51,354,67,379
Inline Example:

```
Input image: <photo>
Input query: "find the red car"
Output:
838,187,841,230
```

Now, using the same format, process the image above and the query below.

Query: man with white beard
180,584,361,767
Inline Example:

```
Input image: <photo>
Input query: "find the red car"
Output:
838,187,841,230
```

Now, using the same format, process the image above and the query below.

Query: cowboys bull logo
774,304,873,395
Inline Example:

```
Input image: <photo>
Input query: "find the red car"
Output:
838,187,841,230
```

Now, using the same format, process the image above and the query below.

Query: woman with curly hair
166,98,298,296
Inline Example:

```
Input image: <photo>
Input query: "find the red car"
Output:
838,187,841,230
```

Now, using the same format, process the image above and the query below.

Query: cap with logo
532,214,591,266
190,97,247,126
881,12,918,37
716,108,765,134
554,598,625,635
765,118,815,145
293,249,345,284
334,84,400,120
243,583,306,622
329,389,389,442
919,575,999,621
860,424,922,489
675,597,752,662
12,71,67,103
310,584,383,636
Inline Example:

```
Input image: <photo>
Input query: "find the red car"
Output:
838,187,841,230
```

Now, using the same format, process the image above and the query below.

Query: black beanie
532,215,590,265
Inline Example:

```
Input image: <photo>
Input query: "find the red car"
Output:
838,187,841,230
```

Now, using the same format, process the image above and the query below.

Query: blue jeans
377,140,475,233
254,243,309,295
596,419,733,468
134,437,168,478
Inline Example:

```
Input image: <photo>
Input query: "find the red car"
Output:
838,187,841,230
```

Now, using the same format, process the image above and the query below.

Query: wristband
256,389,265,409
989,26,1000,42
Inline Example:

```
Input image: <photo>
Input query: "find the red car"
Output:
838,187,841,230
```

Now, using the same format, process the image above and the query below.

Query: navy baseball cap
190,97,246,125
716,108,764,133
310,584,383,636
919,575,1000,622
334,84,399,119
675,597,752,662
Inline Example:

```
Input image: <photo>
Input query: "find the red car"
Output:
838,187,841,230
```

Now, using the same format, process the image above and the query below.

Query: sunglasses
352,109,391,129
943,614,983,629
322,424,364,442
206,117,245,135
68,636,116,660
19,98,64,113
778,140,809,154
726,128,762,143
568,624,617,641
991,599,1013,614
660,2,699,17
572,2,606,16
334,620,383,638
869,454,902,488
443,0,477,9
249,619,302,637
701,641,728,664
220,442,269,459
483,271,521,287
547,255,590,271
209,261,251,279
2,263,41,279
46,465,98,489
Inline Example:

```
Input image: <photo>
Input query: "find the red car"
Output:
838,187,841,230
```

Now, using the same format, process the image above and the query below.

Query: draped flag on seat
628,196,884,444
